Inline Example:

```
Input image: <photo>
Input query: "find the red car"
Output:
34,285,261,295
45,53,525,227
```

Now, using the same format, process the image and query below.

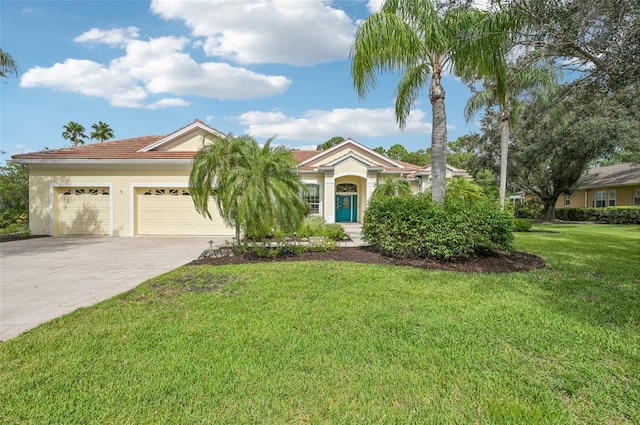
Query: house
557,162,640,209
11,119,470,237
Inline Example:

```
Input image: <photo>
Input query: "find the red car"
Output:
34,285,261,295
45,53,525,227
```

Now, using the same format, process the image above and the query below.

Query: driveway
0,236,226,341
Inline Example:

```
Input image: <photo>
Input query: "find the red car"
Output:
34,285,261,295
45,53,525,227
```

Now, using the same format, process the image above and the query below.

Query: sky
1,0,488,158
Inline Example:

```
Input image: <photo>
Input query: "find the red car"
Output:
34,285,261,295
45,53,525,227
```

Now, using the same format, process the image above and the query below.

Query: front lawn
1,225,639,424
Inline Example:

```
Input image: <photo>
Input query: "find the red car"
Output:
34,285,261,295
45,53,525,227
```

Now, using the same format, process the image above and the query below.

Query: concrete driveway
0,236,226,341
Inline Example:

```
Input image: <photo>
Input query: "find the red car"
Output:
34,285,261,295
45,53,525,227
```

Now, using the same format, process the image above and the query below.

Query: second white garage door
135,187,233,236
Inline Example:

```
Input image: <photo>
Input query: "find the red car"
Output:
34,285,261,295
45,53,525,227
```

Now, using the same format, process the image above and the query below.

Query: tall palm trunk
499,108,510,209
429,66,447,205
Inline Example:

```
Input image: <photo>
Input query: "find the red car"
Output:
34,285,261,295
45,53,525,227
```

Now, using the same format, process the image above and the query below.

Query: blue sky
1,0,485,158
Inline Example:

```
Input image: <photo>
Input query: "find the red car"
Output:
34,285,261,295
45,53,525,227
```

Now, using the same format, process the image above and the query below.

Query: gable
334,157,374,177
300,139,404,169
138,119,225,152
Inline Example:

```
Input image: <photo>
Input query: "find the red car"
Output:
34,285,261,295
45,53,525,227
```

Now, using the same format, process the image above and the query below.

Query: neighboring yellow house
12,119,470,237
557,162,640,209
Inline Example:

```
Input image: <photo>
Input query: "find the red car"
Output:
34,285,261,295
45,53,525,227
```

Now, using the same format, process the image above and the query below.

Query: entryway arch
335,180,361,223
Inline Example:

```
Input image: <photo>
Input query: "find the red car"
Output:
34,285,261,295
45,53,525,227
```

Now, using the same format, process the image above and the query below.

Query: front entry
335,194,358,222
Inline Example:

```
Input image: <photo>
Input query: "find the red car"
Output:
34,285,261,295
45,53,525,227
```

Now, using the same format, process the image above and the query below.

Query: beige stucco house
12,119,469,237
556,162,640,209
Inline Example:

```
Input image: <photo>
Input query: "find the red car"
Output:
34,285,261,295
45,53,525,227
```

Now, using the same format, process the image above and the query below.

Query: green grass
1,225,639,424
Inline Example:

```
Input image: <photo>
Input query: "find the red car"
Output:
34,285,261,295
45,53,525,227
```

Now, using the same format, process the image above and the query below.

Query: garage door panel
56,187,110,235
136,188,232,236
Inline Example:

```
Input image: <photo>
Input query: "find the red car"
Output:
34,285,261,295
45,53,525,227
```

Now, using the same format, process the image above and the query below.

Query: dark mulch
0,234,49,243
189,246,545,274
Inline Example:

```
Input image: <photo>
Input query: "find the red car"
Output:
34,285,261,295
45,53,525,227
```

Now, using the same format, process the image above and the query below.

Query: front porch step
339,223,366,246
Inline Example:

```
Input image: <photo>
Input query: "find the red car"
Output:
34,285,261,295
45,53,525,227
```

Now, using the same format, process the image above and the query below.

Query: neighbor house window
634,189,640,206
608,190,616,207
304,184,320,215
595,191,606,208
564,194,571,207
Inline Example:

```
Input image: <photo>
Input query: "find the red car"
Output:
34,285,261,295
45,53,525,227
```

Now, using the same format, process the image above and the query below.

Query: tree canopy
90,121,115,143
62,122,88,146
351,0,498,204
0,49,18,79
510,85,639,220
317,136,345,151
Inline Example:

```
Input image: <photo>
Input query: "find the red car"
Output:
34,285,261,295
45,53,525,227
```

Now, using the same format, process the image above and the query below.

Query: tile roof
11,132,429,171
10,123,450,176
578,162,640,187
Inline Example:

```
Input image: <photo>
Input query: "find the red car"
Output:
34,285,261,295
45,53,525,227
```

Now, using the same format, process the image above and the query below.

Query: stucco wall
29,166,195,236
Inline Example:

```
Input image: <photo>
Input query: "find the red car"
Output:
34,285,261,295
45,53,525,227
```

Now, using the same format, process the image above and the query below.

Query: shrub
555,206,640,224
296,216,347,240
513,218,533,232
363,196,514,260
514,199,543,219
236,238,337,258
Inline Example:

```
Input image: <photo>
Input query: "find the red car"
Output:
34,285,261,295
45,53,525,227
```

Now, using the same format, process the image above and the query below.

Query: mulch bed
189,246,545,274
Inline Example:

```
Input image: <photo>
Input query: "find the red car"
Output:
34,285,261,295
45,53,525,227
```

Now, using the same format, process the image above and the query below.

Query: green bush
296,216,347,240
555,206,640,224
236,238,337,258
363,196,514,260
513,218,533,232
513,199,544,219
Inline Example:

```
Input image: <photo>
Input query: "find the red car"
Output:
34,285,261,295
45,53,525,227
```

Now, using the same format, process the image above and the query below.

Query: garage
55,187,111,235
135,187,232,236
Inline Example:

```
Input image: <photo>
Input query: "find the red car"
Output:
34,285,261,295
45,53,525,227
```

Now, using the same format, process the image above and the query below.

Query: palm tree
351,0,491,205
62,122,88,146
371,177,412,202
0,49,18,78
461,4,558,209
90,121,115,143
464,64,557,208
189,133,307,243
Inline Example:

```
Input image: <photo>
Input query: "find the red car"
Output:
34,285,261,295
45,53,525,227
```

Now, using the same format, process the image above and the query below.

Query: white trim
138,121,225,152
49,182,114,236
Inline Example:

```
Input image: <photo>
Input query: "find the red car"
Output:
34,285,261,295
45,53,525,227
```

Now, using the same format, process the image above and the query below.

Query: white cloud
20,59,149,107
366,0,384,13
238,107,432,142
146,98,190,109
150,0,357,65
20,32,292,107
74,27,140,46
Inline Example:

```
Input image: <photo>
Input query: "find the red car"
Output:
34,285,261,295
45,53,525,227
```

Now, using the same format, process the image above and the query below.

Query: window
608,190,616,207
634,189,640,206
155,189,165,196
336,183,357,193
595,191,606,208
169,189,179,196
88,188,98,195
304,184,320,215
564,194,571,207
75,188,85,195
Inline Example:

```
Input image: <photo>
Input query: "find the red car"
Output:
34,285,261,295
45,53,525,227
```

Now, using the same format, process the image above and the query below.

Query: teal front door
335,195,357,222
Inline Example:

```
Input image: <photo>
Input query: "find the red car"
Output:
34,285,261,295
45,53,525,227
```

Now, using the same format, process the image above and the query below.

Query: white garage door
55,187,111,235
135,188,232,236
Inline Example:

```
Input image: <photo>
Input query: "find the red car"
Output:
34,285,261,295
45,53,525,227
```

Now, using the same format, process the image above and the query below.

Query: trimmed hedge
555,206,640,224
363,196,514,260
